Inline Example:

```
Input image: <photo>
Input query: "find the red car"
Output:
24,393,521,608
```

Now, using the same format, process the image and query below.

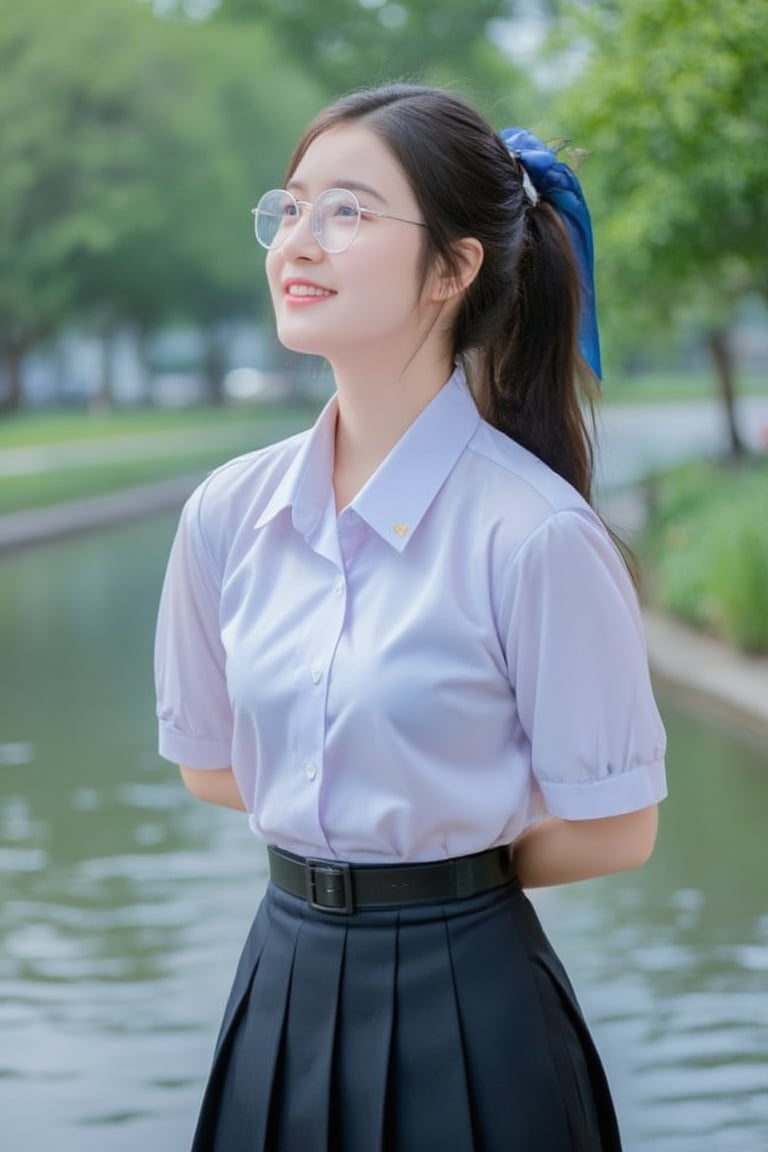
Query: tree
0,0,166,408
73,15,321,404
214,0,533,123
556,0,768,454
0,0,322,411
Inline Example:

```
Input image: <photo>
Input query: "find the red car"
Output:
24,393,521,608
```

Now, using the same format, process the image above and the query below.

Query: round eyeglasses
252,187,426,254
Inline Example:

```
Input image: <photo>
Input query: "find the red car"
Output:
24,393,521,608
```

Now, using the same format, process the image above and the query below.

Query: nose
279,203,323,260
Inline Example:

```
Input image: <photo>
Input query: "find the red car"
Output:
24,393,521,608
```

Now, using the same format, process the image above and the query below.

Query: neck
330,343,454,511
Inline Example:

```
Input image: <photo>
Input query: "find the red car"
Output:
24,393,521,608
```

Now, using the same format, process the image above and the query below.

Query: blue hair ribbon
500,128,602,381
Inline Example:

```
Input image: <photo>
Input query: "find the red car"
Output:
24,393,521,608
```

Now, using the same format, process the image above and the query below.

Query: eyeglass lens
254,188,361,253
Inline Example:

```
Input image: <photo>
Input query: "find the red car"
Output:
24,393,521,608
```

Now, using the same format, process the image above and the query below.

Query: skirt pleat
392,909,477,1150
524,914,623,1150
192,892,299,1151
269,912,347,1150
445,882,601,1150
190,878,622,1152
332,917,397,1152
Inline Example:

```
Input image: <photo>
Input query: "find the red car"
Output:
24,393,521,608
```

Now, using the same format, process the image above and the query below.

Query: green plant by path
640,459,768,652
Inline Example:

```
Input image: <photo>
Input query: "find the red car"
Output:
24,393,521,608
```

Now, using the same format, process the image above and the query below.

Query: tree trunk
91,325,115,412
202,326,225,406
136,322,152,405
707,327,745,459
0,342,24,414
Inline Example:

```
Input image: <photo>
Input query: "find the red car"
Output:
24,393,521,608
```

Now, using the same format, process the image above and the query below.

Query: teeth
287,284,332,297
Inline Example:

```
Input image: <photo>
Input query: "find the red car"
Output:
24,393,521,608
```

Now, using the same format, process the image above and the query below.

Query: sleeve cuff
157,720,231,768
537,758,667,820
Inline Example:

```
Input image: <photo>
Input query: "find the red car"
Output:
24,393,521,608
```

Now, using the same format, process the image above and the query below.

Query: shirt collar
253,392,337,538
254,365,480,551
351,366,480,552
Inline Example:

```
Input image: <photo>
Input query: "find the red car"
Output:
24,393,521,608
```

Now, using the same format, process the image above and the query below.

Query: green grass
601,371,768,405
0,403,319,514
639,459,768,651
0,402,313,448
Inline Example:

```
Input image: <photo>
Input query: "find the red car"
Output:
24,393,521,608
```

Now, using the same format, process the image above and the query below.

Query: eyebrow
286,178,388,205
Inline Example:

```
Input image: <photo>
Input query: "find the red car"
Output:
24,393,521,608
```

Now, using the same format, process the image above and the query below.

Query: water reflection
0,515,766,1150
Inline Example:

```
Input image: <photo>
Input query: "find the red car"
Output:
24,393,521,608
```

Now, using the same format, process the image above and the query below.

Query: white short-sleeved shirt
155,368,666,863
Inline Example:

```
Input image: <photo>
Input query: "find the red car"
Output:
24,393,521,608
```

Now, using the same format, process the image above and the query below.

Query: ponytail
471,201,598,504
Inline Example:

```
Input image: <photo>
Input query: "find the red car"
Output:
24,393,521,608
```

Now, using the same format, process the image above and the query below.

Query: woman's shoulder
180,428,309,559
465,417,598,526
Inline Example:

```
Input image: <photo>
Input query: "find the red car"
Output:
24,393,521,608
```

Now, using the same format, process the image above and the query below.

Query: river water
1,510,767,1151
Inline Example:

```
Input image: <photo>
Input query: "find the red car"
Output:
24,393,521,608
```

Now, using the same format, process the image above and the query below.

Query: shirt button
304,762,317,781
311,664,323,684
334,577,344,597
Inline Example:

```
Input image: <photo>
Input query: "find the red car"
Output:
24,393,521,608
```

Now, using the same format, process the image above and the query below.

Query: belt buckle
305,858,354,914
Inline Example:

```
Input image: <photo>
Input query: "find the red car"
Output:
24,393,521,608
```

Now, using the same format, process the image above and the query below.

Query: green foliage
215,0,528,110
0,0,322,379
555,0,768,361
642,460,768,651
708,506,768,650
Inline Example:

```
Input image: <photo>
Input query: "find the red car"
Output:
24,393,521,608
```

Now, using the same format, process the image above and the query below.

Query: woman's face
265,123,432,368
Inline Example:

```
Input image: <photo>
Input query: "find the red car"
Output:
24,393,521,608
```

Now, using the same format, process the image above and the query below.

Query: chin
275,324,335,359
277,334,327,357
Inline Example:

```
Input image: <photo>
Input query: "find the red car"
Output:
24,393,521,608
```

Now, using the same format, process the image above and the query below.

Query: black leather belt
267,844,514,915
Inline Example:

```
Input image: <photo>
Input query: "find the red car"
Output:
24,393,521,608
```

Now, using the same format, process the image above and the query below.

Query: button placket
299,562,347,792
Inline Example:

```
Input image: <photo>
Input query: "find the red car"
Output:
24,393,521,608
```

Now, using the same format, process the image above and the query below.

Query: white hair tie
519,163,540,207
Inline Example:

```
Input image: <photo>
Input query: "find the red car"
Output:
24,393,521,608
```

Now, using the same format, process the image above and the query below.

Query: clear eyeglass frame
252,187,426,254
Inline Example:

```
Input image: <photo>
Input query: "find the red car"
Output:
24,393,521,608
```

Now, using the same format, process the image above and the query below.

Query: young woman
155,83,667,1151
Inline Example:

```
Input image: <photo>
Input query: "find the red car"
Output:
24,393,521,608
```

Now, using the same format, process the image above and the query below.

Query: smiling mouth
286,284,334,298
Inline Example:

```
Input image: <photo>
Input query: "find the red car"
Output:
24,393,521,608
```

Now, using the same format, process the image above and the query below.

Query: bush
708,506,768,650
641,459,768,652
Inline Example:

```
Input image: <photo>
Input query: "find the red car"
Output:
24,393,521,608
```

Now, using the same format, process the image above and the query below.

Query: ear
427,237,484,303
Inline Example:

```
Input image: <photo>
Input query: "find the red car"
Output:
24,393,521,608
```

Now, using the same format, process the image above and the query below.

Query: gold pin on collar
392,522,409,537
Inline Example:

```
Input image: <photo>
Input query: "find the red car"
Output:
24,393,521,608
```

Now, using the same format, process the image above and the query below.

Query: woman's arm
512,804,658,889
179,766,246,812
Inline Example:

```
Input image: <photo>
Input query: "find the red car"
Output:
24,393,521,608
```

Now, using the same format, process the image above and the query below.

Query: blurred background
1,1,766,1149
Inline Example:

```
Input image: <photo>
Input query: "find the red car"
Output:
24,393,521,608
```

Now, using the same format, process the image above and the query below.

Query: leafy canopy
556,0,768,356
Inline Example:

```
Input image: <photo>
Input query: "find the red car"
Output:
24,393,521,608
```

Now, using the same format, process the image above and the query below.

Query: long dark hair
287,83,599,506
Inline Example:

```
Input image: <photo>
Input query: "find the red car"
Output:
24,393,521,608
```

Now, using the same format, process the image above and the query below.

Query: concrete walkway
0,474,201,552
1,477,767,740
643,608,768,740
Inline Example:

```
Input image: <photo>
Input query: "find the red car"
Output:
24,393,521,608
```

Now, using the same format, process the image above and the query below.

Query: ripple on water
730,942,768,971
115,781,187,809
0,742,35,767
0,794,45,841
0,847,47,873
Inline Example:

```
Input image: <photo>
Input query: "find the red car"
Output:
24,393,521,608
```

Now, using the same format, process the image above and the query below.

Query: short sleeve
154,487,234,768
503,509,667,819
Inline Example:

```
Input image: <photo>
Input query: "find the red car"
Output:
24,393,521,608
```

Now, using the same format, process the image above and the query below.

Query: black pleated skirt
191,877,622,1152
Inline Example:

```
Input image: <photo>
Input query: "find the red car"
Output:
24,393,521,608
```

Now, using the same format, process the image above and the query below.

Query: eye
333,202,359,219
281,201,299,220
